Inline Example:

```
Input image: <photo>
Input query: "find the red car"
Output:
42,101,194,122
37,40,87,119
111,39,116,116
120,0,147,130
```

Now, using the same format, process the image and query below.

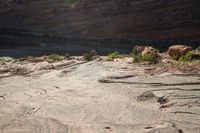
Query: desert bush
83,49,97,61
130,48,142,62
130,47,159,64
107,51,120,61
46,54,65,61
0,56,14,62
64,53,70,59
178,51,193,62
141,53,158,64
171,55,179,60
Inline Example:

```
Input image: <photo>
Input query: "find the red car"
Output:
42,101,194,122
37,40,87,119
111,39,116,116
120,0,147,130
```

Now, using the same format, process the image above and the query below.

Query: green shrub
83,49,97,61
47,54,65,61
178,51,193,62
171,54,179,60
0,56,14,62
107,51,120,61
130,47,159,63
64,53,70,59
132,47,140,56
141,53,158,64
130,48,142,62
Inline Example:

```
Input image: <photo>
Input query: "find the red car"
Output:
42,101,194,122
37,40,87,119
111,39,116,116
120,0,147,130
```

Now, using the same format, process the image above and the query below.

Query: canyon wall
0,0,200,40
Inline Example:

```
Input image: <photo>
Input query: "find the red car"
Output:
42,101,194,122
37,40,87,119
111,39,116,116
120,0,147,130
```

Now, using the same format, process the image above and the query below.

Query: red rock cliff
0,0,199,40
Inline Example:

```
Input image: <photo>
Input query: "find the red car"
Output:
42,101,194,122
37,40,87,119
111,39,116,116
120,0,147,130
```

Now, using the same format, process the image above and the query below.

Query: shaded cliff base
0,29,200,57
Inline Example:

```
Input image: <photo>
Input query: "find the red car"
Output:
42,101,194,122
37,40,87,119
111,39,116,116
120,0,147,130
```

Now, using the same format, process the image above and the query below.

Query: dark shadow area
0,29,199,58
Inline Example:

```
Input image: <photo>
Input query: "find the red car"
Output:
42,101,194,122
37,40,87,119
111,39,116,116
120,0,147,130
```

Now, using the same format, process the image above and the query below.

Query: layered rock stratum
0,0,199,40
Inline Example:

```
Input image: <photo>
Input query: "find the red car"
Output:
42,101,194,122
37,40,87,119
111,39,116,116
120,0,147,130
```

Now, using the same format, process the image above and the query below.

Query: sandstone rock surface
168,45,193,59
0,58,200,133
141,46,159,57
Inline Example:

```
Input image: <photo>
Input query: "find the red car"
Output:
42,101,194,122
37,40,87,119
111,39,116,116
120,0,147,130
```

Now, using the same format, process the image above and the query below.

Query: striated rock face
0,0,199,40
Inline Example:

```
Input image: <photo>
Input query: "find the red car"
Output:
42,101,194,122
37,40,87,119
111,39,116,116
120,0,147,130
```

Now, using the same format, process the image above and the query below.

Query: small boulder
132,45,160,63
168,45,193,59
141,46,159,57
134,45,159,56
137,91,157,102
137,91,168,104
135,45,146,53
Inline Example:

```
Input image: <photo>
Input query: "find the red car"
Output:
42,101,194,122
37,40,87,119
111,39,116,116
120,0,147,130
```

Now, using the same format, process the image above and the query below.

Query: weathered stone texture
0,0,199,39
